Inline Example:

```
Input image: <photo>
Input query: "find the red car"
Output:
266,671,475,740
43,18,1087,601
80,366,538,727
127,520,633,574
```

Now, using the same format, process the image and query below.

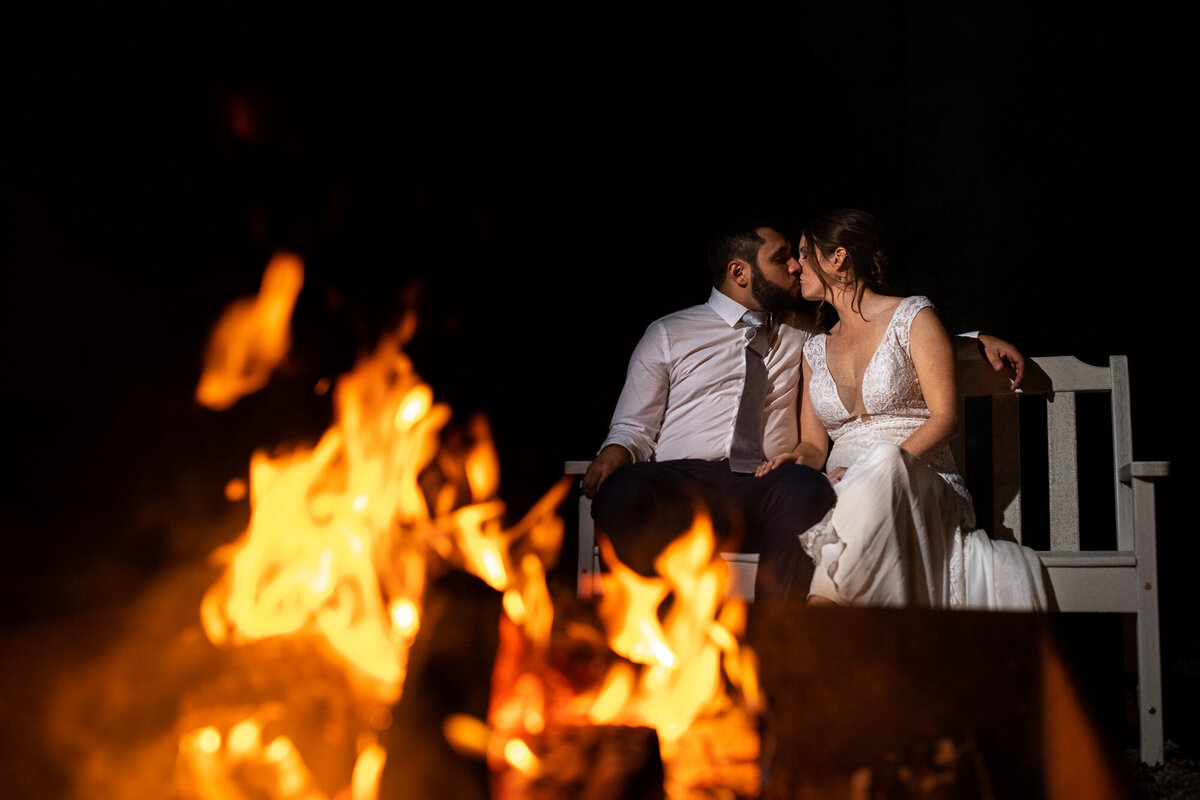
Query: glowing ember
179,710,387,800
178,706,347,800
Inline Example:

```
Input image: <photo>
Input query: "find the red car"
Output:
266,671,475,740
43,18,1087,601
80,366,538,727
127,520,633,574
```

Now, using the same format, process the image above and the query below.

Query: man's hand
581,444,633,499
976,334,1026,391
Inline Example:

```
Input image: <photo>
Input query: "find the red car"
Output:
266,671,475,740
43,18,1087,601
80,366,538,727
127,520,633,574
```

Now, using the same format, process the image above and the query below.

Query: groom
582,214,1024,603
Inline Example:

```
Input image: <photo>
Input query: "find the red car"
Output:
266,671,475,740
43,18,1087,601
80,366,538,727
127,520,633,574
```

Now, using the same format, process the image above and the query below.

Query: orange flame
485,508,764,799
195,252,304,410
590,511,761,747
190,302,570,799
200,322,456,702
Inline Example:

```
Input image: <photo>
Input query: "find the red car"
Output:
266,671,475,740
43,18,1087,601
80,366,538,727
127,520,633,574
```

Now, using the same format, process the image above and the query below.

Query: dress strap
802,332,827,372
893,296,934,350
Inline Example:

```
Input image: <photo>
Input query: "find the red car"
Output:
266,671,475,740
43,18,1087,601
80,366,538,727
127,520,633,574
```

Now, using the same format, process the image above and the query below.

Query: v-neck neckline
821,297,909,419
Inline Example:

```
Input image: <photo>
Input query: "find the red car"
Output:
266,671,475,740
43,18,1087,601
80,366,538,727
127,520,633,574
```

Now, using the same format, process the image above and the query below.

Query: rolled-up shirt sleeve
598,322,669,463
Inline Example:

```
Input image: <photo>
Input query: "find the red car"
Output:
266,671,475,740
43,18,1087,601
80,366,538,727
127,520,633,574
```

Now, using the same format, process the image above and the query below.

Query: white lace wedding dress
800,295,1047,610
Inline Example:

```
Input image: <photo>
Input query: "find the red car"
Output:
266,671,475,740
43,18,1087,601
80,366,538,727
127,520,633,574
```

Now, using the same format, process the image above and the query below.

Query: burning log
376,571,501,800
483,587,666,799
663,703,762,800
480,532,764,800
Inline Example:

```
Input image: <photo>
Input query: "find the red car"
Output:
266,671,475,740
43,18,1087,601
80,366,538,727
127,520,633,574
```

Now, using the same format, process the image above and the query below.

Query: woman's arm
903,306,959,459
757,354,829,475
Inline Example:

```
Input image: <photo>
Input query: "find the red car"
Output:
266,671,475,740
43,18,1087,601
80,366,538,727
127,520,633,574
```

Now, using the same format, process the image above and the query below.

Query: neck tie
729,310,771,473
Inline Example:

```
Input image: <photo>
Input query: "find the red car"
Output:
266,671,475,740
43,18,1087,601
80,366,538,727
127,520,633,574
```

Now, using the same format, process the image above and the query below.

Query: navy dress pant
590,459,836,603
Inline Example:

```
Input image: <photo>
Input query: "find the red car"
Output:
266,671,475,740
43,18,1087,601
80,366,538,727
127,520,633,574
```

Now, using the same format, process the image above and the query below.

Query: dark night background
2,0,1193,791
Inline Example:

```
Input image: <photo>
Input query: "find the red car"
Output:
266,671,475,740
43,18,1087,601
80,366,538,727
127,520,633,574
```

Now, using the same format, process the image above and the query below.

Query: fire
185,259,573,799
591,513,762,746
181,255,757,800
197,318,535,702
486,509,764,799
195,252,305,411
178,710,324,800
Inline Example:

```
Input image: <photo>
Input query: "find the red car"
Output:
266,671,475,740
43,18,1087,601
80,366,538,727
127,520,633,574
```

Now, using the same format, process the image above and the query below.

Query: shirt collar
707,287,749,327
706,287,771,329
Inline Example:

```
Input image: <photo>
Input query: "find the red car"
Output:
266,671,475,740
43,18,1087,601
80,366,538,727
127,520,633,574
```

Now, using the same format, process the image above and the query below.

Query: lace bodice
804,296,965,502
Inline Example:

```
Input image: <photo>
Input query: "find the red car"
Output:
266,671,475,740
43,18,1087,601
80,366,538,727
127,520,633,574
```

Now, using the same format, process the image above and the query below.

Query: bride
759,209,1046,610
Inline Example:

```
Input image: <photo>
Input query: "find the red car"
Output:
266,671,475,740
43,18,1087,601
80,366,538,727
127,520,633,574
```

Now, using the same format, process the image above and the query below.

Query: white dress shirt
600,287,816,464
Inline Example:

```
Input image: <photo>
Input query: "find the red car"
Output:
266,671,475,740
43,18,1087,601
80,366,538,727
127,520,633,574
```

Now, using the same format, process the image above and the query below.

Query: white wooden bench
566,354,1169,765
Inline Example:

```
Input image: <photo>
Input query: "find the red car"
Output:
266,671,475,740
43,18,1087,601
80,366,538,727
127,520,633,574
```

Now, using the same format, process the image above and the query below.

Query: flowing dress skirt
802,442,1047,610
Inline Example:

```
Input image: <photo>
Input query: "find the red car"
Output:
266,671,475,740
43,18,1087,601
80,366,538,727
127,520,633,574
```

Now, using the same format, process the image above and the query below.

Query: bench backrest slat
1047,390,1080,551
1110,356,1135,551
956,354,1129,554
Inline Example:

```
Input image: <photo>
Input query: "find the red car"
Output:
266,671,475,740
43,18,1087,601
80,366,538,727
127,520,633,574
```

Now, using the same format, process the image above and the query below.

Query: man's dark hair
705,213,781,287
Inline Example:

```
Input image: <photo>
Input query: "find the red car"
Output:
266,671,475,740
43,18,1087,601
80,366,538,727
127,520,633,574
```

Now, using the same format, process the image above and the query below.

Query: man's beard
751,261,803,312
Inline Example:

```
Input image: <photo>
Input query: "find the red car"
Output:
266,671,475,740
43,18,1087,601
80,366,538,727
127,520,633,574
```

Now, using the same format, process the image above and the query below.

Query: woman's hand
826,465,848,486
755,453,801,477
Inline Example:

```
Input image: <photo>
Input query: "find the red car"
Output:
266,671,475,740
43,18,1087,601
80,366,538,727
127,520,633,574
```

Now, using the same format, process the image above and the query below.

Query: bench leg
577,495,597,598
1134,477,1163,766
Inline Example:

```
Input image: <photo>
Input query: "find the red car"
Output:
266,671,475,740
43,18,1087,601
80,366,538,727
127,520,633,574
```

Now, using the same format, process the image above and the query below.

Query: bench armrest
1118,461,1171,482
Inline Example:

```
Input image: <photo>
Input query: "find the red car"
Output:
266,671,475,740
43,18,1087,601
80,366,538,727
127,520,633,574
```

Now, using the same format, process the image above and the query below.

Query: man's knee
593,462,691,522
745,464,834,539
590,462,705,575
769,463,836,509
